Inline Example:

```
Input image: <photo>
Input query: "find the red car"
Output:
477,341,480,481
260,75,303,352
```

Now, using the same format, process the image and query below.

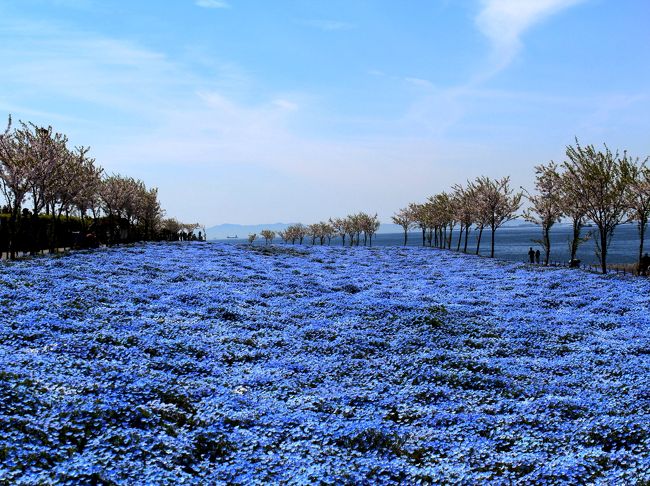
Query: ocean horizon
212,223,645,266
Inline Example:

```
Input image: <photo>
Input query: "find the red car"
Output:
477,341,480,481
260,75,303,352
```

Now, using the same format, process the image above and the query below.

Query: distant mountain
205,223,295,240
206,222,407,240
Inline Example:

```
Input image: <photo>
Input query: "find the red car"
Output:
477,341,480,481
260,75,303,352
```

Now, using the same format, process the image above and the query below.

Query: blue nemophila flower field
1,242,649,484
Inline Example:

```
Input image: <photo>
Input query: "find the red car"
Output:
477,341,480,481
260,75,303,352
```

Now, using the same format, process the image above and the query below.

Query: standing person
535,249,541,264
528,247,535,263
640,252,650,276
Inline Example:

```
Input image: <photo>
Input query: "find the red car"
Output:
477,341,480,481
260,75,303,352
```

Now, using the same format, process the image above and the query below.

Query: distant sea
213,223,645,265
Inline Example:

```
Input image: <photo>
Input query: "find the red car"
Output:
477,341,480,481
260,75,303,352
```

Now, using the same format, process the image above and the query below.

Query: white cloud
7,8,641,226
476,0,586,72
272,99,299,111
195,0,229,9
50,0,95,8
0,21,440,224
404,77,435,89
298,19,355,31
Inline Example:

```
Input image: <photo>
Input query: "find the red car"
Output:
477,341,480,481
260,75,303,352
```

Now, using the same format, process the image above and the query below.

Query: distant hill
205,223,295,240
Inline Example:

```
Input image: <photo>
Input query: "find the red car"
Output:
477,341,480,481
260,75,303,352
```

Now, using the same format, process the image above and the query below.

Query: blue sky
1,0,648,225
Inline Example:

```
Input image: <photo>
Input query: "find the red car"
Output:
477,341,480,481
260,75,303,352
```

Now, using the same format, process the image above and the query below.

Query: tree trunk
421,227,425,246
447,226,453,250
490,225,496,258
600,228,608,274
638,219,647,269
108,211,115,247
30,213,39,256
9,204,19,260
476,226,484,255
463,225,469,253
569,217,581,261
544,225,551,266
456,225,463,252
50,214,60,254
403,229,407,246
341,235,345,246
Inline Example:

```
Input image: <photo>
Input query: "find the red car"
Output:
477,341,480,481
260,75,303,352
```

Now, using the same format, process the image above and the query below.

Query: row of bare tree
393,176,522,259
393,140,649,274
252,213,382,247
0,116,197,257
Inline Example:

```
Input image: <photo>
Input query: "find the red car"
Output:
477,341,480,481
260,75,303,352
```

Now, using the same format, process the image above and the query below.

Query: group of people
178,231,204,241
72,231,100,250
527,247,541,264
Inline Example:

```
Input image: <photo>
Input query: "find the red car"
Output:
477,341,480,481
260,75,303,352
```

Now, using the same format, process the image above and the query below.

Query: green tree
474,176,522,258
452,183,476,253
260,229,275,245
622,156,650,271
523,162,563,265
563,140,629,274
392,207,414,246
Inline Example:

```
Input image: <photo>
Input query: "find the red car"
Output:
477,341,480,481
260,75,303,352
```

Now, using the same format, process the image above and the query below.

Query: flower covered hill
1,243,650,484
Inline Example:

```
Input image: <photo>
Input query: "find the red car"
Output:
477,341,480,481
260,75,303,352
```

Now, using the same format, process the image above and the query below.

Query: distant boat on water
226,235,239,239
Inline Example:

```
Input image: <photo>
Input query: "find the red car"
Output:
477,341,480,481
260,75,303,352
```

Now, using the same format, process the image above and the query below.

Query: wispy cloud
404,77,435,89
195,0,229,9
476,0,586,73
272,99,299,111
50,0,95,8
4,3,641,225
1,19,443,223
387,0,588,140
297,19,355,31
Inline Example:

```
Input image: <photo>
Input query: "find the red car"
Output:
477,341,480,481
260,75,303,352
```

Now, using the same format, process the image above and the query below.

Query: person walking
528,247,535,263
535,249,541,264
